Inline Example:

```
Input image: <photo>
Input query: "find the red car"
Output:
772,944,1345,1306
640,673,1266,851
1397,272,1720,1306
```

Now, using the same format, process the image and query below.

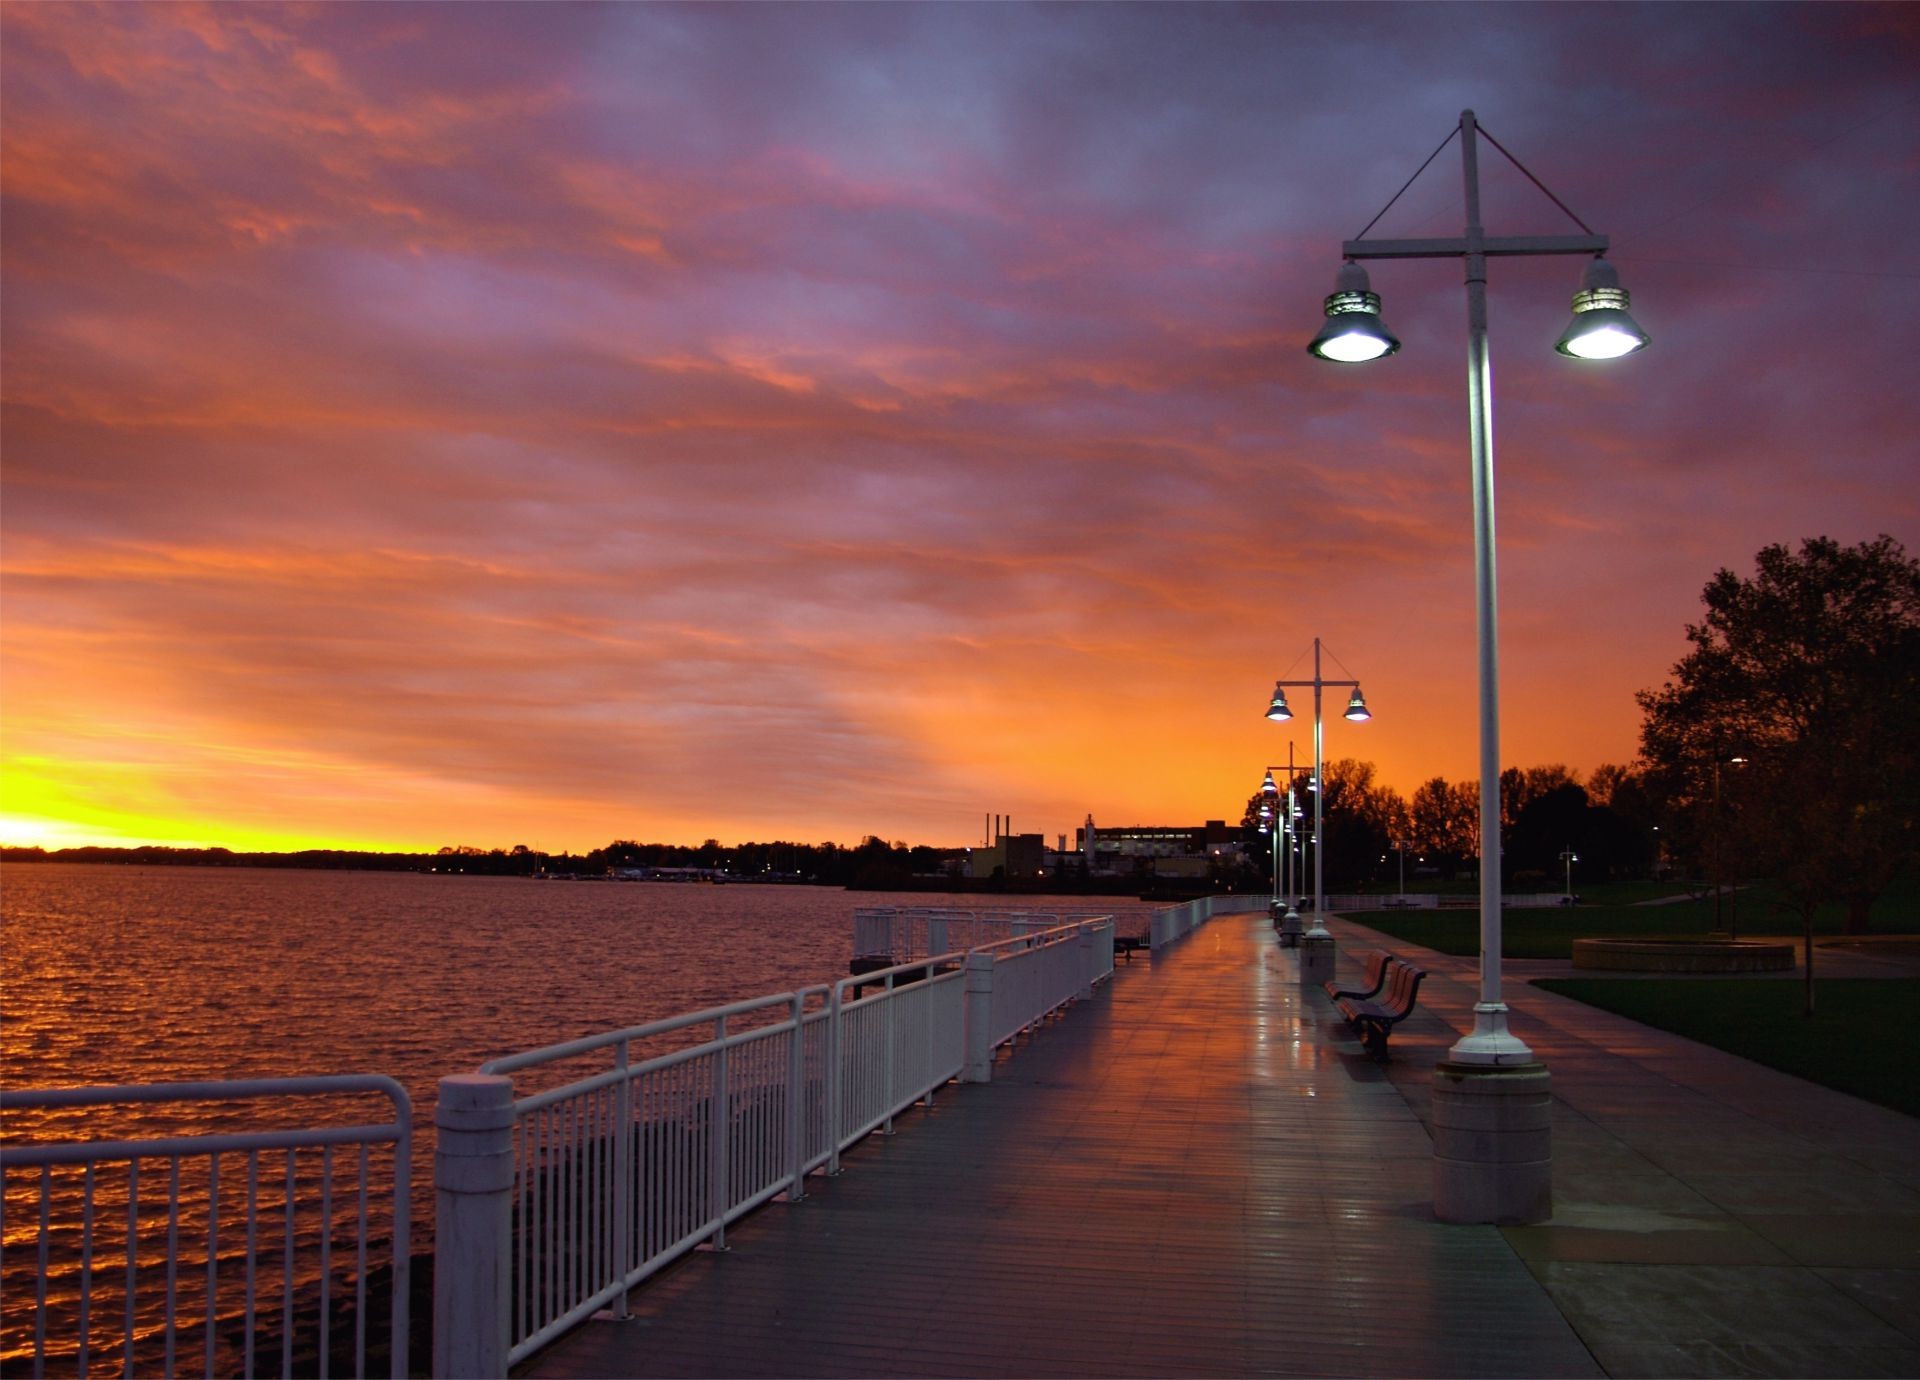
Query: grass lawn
1350,874,1918,960
1534,977,1920,1119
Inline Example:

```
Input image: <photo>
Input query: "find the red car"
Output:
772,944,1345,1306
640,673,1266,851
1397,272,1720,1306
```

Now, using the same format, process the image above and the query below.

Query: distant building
965,831,1046,880
1074,821,1240,876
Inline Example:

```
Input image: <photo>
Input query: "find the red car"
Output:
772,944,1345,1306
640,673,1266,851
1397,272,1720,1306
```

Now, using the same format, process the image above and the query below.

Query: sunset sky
3,3,1915,854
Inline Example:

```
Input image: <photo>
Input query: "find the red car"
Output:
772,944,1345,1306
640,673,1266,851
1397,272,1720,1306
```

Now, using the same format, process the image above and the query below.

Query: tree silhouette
1637,535,1920,941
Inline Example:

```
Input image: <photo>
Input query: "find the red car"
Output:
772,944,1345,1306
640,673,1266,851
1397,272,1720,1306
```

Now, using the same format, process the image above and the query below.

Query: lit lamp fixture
1307,262,1401,363
1555,258,1650,359
1265,686,1293,721
1344,689,1371,722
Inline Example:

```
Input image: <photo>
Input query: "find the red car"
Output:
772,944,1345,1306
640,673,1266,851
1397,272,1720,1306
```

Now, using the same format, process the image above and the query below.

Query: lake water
2,863,1134,1120
2,863,1137,1370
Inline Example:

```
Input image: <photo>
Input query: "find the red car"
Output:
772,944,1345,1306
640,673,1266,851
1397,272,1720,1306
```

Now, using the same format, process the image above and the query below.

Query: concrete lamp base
1298,932,1335,988
1431,1061,1552,1225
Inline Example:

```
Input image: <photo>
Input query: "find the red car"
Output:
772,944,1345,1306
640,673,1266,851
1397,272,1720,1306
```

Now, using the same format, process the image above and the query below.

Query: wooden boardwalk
523,913,1599,1378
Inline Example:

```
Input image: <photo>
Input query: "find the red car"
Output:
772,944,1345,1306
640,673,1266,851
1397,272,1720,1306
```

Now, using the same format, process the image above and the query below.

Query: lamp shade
1555,258,1649,359
1309,262,1400,363
1265,686,1293,722
1261,771,1278,796
1343,688,1372,722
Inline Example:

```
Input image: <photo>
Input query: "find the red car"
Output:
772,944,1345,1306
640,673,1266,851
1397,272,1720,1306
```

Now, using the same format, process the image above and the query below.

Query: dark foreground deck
524,912,1920,1379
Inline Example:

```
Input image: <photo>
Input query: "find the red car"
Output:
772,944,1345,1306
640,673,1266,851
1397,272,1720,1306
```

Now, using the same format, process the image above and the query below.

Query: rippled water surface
2,864,1118,1112
4,864,1122,1370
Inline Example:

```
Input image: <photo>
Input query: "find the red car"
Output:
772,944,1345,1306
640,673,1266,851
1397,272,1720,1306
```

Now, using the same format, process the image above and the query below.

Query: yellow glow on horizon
0,756,405,852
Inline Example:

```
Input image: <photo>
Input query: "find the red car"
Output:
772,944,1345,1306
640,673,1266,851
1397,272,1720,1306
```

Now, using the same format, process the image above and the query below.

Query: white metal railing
439,917,1114,1376
0,1076,412,1380
853,906,1147,963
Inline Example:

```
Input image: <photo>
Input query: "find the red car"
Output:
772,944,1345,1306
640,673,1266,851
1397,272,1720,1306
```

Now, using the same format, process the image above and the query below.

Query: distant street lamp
1559,848,1578,904
1308,109,1646,1224
1260,752,1313,945
1392,838,1412,897
1262,637,1371,937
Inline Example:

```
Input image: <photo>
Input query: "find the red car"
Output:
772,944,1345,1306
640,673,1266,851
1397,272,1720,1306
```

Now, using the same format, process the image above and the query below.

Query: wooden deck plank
520,914,1600,1378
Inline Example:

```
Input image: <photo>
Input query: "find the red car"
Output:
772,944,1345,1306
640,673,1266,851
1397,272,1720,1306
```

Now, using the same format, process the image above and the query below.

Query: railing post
787,992,807,1202
826,985,845,1174
610,1042,631,1317
882,973,897,1135
434,1074,514,1380
709,1016,729,1251
927,916,948,959
962,951,996,1083
1077,925,1095,1000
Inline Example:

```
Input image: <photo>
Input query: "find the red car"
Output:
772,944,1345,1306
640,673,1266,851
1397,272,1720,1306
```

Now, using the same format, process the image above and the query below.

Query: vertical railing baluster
515,1119,529,1347
35,1163,50,1379
283,1148,296,1380
709,1020,728,1250
82,1161,98,1379
124,1158,139,1379
165,1156,181,1378
205,1156,219,1380
829,985,846,1167
882,973,897,1135
319,1145,333,1380
244,1150,259,1379
354,1146,368,1380
614,1042,632,1308
388,1110,410,1380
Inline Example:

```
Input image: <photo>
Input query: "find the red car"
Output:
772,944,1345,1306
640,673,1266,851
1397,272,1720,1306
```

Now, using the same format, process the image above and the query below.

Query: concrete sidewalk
1330,912,1920,1378
524,912,1919,1378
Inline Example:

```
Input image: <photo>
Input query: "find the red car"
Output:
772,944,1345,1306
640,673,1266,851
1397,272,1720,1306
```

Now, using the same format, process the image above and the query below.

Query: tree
1636,535,1920,940
1409,776,1477,878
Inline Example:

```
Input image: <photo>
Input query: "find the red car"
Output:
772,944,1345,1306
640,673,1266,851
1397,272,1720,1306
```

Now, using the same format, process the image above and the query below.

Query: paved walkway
524,912,1920,1379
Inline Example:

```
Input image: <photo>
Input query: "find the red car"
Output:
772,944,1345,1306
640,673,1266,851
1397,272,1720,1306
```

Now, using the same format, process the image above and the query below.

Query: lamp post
1263,636,1371,936
1559,848,1578,904
1393,838,1411,897
1307,110,1647,1224
1260,753,1312,944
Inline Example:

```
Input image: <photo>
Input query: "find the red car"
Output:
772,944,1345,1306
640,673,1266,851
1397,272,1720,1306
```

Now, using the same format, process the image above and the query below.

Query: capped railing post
434,1073,515,1380
826,985,845,1173
882,972,897,1135
709,1015,729,1251
962,950,996,1083
610,1042,631,1317
1077,925,1095,1000
786,992,807,1201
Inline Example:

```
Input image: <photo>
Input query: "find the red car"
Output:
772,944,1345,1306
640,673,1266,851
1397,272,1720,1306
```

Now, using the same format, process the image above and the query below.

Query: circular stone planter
1571,937,1795,973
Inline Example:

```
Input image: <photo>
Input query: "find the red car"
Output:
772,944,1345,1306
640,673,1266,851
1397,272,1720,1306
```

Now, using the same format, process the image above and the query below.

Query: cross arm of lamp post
1342,233,1609,261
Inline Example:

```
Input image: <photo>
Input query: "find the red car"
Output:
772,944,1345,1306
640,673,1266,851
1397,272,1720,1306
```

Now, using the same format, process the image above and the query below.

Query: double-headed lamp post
1263,636,1371,939
1307,110,1647,1224
1259,756,1312,943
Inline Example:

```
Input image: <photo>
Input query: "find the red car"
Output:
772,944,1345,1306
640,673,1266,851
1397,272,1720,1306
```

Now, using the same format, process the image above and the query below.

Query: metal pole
1283,792,1293,901
1310,638,1328,935
1451,110,1530,1065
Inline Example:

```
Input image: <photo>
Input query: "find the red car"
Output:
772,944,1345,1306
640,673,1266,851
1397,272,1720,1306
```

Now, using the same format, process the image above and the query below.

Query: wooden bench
1333,957,1426,1060
1113,934,1150,963
1324,949,1393,1003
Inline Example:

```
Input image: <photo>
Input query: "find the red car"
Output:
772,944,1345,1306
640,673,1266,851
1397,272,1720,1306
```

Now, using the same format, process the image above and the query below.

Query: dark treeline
0,835,961,888
1237,759,1659,894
